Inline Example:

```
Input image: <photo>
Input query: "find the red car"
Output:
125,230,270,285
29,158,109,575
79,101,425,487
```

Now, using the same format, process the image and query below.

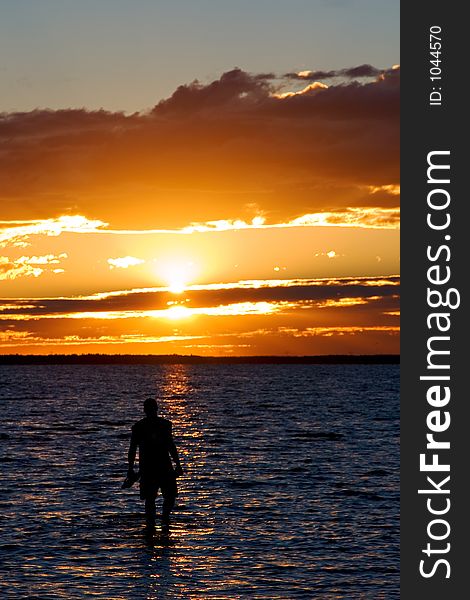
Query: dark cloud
0,277,399,317
0,67,399,228
0,277,400,355
284,69,337,81
343,64,381,78
284,64,392,81
153,69,275,113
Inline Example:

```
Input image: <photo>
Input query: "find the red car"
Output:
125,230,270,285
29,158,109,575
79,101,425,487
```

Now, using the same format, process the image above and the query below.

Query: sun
168,276,186,295
158,259,197,294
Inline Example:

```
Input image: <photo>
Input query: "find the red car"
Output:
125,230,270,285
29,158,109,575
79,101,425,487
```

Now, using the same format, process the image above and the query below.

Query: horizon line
0,353,399,365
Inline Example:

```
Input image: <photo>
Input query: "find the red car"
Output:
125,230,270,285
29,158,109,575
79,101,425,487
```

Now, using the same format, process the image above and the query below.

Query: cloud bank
0,66,399,229
0,276,399,355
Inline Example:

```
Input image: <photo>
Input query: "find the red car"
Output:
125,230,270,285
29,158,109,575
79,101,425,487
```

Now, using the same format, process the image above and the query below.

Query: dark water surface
0,364,399,599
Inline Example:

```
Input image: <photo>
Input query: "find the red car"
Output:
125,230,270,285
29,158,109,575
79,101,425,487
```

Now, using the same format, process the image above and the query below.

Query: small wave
294,431,343,441
365,468,390,477
228,479,272,489
337,488,382,501
48,424,79,432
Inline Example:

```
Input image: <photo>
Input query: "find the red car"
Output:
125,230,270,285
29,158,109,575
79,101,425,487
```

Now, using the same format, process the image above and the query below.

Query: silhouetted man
127,398,183,536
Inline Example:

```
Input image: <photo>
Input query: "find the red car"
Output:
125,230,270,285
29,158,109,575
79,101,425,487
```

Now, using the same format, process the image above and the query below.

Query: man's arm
168,424,183,476
128,429,138,474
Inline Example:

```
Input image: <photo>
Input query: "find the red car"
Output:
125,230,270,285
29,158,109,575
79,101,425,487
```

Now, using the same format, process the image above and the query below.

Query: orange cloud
183,207,400,232
274,81,328,99
107,256,145,269
0,253,67,280
0,274,400,355
0,207,398,257
0,68,399,229
0,275,399,314
0,216,107,248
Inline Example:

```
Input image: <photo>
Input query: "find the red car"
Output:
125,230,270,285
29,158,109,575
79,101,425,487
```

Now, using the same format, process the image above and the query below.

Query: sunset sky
0,1,399,355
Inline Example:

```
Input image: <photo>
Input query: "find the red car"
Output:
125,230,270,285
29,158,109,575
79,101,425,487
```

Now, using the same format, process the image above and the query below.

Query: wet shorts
139,471,178,501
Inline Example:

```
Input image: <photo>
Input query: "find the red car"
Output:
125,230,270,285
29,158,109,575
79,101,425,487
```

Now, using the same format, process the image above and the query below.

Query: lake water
0,364,399,599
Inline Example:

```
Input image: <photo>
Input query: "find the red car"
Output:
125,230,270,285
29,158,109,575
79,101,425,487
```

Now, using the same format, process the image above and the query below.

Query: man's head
144,398,158,417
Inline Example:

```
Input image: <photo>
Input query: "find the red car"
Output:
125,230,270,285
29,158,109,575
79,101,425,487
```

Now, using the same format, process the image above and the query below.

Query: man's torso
132,416,173,474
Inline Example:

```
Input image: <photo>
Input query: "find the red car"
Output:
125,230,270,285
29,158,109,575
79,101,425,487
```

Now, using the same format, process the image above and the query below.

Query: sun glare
168,278,186,294
158,259,197,294
166,305,191,320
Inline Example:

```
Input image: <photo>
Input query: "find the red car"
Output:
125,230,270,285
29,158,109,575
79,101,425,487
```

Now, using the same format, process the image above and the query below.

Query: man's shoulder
131,418,147,432
132,416,172,431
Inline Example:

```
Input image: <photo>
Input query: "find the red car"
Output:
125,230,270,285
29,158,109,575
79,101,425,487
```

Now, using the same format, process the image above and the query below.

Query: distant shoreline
0,354,399,365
